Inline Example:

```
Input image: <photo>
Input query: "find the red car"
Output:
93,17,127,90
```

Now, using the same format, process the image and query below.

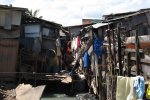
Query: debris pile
0,83,45,100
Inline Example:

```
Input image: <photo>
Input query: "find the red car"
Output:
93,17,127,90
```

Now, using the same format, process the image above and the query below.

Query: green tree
26,9,43,19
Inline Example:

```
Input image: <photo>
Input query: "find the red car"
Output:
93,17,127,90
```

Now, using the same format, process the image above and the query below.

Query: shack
99,8,150,100
0,5,27,81
79,22,112,99
75,8,150,100
0,5,69,82
19,14,63,81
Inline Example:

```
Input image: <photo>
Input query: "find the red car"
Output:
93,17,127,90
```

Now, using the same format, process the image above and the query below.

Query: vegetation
26,9,43,19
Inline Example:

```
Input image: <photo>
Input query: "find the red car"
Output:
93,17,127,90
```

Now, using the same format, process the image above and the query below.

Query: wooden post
112,30,116,74
117,25,123,75
108,30,112,58
135,30,140,75
127,52,131,76
106,28,113,99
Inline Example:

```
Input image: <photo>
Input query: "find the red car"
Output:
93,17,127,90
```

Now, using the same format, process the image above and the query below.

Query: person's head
47,49,56,58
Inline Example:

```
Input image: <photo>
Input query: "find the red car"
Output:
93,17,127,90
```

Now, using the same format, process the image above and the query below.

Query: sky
0,0,150,26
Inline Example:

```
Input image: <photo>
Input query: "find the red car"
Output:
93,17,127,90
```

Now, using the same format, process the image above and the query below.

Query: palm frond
26,9,42,18
33,9,39,17
39,16,43,19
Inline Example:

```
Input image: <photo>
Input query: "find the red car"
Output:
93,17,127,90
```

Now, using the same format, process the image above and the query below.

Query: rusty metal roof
64,23,93,28
106,8,150,22
92,23,110,29
23,15,62,27
0,4,27,11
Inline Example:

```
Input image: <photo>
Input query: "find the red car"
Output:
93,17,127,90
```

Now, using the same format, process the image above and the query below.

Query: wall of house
0,9,23,81
0,38,19,81
0,10,22,30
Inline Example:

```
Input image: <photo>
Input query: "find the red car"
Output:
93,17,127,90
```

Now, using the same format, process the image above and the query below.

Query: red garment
77,36,81,48
67,42,71,53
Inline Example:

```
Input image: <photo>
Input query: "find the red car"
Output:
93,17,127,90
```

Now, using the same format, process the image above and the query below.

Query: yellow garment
146,82,150,99
116,76,137,100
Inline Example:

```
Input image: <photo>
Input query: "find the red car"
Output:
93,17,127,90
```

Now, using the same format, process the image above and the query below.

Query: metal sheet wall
0,39,19,80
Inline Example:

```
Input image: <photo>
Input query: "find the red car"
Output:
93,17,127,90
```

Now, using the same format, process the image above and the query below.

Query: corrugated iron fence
0,39,19,81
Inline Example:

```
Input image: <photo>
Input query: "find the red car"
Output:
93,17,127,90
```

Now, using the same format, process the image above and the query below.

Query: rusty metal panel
132,13,147,26
0,29,20,38
0,39,19,80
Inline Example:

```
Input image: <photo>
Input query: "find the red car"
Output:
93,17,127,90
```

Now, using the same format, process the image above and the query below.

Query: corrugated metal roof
107,10,150,22
24,15,62,27
82,22,110,30
0,4,27,11
92,23,109,28
64,23,93,28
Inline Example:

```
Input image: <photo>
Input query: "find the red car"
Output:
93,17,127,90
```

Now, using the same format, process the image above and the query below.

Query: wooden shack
19,15,62,80
0,5,27,81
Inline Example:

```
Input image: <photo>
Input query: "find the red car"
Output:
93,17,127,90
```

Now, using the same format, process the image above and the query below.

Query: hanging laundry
67,42,71,54
83,51,90,68
72,36,81,51
77,36,81,48
93,38,103,58
71,40,73,51
71,37,75,50
146,82,150,99
91,53,98,74
56,38,62,57
81,43,86,55
88,45,93,56
133,76,145,99
74,37,78,50
56,38,61,47
84,39,92,52
77,48,82,59
116,76,137,100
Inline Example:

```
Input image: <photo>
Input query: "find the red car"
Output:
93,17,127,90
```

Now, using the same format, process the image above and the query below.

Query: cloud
103,0,150,14
0,0,14,5
1,0,150,26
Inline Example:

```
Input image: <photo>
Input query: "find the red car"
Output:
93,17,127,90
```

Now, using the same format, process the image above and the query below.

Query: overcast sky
0,0,150,26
